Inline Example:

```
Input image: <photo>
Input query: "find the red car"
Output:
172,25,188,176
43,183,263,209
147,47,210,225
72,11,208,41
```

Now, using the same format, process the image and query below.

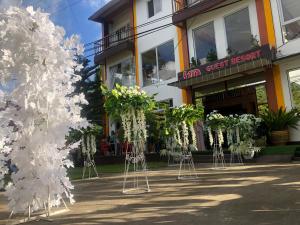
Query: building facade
89,0,300,142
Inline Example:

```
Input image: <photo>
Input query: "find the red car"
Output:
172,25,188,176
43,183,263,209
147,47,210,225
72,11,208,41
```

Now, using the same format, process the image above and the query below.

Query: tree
0,7,88,214
74,56,104,129
66,56,104,158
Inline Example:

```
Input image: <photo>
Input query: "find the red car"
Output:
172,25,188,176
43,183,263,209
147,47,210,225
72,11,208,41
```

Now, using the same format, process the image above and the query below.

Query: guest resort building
89,0,300,143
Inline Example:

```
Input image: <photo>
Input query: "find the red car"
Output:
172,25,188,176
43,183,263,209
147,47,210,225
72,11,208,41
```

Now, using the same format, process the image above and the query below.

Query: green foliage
68,56,104,145
190,57,201,68
74,56,104,126
66,125,103,144
205,111,226,130
101,84,156,120
146,111,164,143
206,49,218,63
260,107,300,131
250,34,260,48
291,82,300,108
260,145,300,155
166,105,204,125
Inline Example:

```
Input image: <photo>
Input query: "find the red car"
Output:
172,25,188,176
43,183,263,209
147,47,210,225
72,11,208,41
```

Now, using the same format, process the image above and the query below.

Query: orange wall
256,0,285,110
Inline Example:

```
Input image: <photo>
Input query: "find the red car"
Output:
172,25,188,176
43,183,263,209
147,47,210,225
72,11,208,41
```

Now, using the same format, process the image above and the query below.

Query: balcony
93,28,134,65
172,0,228,25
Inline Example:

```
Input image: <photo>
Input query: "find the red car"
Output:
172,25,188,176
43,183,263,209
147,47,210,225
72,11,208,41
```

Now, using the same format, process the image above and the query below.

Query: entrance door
195,86,259,116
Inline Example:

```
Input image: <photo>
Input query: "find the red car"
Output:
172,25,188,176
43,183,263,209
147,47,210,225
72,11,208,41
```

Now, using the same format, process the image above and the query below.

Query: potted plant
261,107,300,145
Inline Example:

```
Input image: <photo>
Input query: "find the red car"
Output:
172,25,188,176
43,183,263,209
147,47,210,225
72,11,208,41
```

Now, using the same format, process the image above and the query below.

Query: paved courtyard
1,163,300,225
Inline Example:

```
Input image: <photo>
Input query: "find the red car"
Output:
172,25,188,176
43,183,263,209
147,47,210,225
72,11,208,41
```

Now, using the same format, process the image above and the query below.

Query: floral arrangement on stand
101,84,156,192
163,105,204,155
81,134,96,156
80,126,99,179
205,111,226,148
224,114,262,156
235,114,262,156
101,84,156,146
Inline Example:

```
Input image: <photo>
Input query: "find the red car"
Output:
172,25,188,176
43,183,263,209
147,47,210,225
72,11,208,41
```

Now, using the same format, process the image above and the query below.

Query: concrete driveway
1,163,300,225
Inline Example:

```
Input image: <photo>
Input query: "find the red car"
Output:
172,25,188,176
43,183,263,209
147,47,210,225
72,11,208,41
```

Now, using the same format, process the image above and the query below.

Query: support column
133,0,140,87
176,21,191,104
256,0,285,110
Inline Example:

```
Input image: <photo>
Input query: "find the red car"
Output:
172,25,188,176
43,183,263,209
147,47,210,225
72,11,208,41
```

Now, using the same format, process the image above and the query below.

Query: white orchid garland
206,111,225,148
166,105,203,152
102,85,155,155
81,134,97,156
189,124,197,147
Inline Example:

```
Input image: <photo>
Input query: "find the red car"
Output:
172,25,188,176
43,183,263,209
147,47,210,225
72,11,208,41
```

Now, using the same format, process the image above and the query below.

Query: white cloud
0,0,21,10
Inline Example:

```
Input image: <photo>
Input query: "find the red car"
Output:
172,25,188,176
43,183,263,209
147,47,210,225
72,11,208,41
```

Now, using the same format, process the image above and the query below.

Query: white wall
186,0,260,60
108,10,131,34
275,56,300,142
270,0,300,141
135,0,183,107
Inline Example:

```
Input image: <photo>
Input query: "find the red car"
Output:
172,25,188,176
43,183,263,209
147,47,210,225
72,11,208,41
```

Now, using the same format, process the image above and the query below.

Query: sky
0,0,110,91
0,0,109,46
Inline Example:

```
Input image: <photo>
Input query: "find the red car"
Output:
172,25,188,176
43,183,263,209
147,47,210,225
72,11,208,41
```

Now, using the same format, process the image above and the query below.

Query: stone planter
270,130,289,146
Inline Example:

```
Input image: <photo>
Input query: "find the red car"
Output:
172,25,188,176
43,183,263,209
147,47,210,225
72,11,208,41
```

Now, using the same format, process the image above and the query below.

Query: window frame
147,0,162,18
141,39,175,87
277,0,300,42
192,21,217,63
287,67,300,108
278,0,300,26
109,57,135,89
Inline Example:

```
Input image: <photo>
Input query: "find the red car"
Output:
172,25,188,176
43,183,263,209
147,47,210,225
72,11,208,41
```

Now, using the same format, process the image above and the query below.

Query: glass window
225,8,252,53
279,0,300,42
109,58,135,89
142,40,176,87
157,41,176,81
142,49,157,87
288,68,300,109
148,0,162,18
193,22,217,64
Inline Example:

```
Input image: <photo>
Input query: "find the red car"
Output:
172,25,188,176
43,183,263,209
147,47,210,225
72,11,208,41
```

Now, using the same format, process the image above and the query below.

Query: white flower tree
0,7,88,217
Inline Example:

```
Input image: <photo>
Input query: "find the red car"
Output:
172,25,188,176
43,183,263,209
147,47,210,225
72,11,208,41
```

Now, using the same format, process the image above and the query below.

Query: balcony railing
93,28,134,56
172,0,205,13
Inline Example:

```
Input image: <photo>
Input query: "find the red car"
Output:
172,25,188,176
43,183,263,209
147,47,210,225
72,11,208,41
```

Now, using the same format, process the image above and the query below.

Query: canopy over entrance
169,45,273,89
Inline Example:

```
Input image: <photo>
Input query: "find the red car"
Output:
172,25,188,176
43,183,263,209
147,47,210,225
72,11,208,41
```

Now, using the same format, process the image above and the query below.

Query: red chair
121,142,132,155
100,139,110,156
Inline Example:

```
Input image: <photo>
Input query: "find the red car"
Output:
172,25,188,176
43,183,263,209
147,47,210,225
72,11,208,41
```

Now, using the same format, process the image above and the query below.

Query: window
288,68,300,108
193,22,217,64
225,8,252,53
148,0,162,18
279,0,300,42
142,40,176,87
109,58,135,89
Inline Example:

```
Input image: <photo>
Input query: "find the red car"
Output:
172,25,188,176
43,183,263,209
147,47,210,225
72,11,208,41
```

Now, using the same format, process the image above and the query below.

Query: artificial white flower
0,7,88,213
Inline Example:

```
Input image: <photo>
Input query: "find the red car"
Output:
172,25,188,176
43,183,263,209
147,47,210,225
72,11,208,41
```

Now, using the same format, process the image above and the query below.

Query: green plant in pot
261,107,300,145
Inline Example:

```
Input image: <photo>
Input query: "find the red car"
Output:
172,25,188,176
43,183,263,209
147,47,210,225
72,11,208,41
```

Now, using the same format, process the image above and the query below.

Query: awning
169,45,273,89
89,0,131,23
